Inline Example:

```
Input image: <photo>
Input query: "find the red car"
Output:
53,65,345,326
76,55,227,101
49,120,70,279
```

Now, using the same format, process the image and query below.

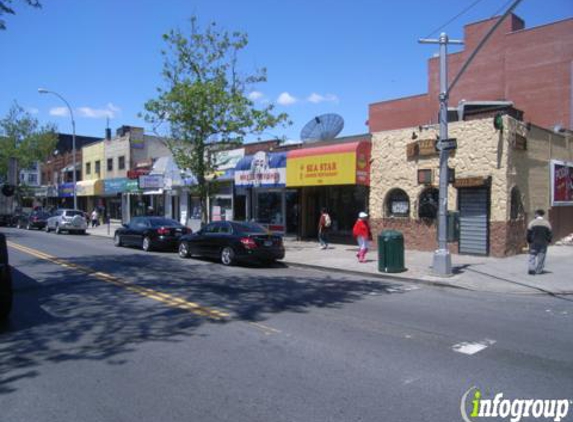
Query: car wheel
178,242,190,258
142,236,152,252
114,234,122,247
220,246,236,266
45,224,50,233
26,223,31,230
16,222,22,229
55,225,62,235
78,230,86,235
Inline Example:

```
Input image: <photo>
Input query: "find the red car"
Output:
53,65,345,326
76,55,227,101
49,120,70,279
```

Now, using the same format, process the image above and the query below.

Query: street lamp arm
38,88,78,210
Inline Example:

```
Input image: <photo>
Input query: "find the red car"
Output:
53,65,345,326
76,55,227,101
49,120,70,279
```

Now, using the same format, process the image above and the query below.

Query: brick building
367,13,573,256
369,14,573,133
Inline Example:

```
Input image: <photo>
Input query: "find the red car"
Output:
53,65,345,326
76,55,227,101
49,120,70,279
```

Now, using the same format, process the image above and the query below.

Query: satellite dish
300,113,344,143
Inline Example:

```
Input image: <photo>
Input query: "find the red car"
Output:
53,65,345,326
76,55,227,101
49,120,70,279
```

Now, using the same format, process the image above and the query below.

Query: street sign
436,138,457,151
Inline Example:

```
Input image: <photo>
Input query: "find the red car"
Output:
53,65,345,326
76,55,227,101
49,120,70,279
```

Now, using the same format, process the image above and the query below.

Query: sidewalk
86,223,573,295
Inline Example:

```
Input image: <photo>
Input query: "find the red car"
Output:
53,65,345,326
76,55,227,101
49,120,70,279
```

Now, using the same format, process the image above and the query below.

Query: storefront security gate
458,187,489,256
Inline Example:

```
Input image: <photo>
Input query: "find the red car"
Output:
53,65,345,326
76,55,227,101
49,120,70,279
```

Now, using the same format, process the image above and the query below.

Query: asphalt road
1,227,572,422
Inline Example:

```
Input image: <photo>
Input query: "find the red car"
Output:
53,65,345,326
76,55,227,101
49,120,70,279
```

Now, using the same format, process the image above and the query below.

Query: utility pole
419,0,523,276
419,33,463,276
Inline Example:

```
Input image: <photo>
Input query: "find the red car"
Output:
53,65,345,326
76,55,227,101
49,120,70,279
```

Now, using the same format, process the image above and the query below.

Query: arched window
510,186,524,220
385,188,410,217
418,187,439,220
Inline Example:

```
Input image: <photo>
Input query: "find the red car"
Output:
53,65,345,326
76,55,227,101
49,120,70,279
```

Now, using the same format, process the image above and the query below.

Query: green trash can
378,230,406,273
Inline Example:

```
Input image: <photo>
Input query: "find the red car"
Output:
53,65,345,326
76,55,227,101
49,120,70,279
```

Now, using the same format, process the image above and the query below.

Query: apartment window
86,162,91,175
107,158,113,172
95,160,101,175
118,156,125,170
28,174,38,184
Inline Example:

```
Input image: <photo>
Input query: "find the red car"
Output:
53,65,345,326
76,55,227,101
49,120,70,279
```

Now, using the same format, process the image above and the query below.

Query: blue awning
234,151,286,187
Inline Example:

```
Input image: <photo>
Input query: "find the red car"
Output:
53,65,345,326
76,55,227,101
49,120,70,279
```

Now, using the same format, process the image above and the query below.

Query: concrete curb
283,261,472,291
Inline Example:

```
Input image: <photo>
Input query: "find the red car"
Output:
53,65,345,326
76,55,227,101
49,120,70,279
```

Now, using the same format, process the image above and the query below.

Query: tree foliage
143,16,290,223
0,102,57,182
0,0,41,30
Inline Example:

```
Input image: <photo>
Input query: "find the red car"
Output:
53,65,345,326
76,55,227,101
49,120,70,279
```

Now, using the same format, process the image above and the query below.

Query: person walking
91,208,100,228
318,207,331,249
526,209,552,275
352,212,372,263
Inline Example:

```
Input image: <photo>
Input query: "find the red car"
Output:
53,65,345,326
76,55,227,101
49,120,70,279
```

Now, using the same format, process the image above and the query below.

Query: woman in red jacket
352,212,372,263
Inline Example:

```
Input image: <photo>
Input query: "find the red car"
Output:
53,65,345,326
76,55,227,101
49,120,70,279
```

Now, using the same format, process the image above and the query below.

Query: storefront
286,139,371,241
234,151,290,233
102,178,132,221
76,179,104,214
208,147,244,223
369,114,573,257
58,182,75,208
138,174,165,217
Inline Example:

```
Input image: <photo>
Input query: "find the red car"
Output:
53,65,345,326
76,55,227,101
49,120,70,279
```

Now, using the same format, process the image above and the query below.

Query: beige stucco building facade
369,113,573,257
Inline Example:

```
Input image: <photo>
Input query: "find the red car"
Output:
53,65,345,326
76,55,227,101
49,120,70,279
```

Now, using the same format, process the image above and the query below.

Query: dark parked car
178,221,285,266
114,216,190,251
0,233,12,321
16,210,51,230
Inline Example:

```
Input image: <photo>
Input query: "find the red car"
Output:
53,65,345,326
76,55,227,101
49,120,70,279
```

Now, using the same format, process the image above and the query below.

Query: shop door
458,187,489,256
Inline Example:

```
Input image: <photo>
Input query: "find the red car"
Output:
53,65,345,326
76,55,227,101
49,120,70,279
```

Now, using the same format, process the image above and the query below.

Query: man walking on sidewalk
526,209,552,275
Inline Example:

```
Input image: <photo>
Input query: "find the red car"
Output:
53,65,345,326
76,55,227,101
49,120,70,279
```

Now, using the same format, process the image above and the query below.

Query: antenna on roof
300,113,344,143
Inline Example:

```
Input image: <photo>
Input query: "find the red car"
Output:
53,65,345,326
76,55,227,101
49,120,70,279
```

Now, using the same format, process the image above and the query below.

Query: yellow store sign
287,141,371,187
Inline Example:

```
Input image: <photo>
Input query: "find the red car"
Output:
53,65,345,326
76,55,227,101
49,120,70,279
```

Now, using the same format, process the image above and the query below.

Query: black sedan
178,221,285,266
16,210,51,230
113,216,191,252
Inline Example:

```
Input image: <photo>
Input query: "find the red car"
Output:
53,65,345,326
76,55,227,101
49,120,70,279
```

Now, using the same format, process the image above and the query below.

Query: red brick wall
371,217,530,257
369,15,573,132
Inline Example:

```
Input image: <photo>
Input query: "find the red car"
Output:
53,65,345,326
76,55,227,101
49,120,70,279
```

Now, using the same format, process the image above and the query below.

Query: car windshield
65,211,84,217
232,222,269,234
149,218,180,227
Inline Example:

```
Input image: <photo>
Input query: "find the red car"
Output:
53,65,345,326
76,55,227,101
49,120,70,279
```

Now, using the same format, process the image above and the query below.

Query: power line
425,0,485,39
491,0,515,18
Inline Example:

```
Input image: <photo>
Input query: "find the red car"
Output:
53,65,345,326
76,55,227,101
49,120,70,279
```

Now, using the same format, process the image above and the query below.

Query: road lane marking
452,339,496,355
7,241,229,320
248,322,281,335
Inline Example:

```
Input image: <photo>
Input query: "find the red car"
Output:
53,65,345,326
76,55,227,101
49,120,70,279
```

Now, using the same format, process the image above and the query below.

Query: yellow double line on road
7,241,230,321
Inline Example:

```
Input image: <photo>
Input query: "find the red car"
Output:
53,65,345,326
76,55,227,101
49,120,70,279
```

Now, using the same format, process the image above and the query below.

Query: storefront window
385,188,410,217
255,191,283,225
418,187,439,220
211,197,232,221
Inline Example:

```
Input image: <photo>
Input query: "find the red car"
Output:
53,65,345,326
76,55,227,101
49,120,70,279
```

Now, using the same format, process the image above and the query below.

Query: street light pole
38,88,77,210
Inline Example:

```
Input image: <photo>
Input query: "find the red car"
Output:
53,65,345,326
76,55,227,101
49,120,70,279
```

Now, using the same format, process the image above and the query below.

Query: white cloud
248,91,264,101
77,103,121,119
49,107,69,117
307,93,339,104
277,92,297,106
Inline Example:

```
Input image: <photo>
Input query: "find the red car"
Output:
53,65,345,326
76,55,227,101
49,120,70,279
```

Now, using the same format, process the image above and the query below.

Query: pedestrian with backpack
318,207,331,249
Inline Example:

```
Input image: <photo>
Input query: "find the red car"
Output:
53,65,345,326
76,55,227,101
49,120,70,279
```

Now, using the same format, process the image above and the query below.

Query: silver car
45,209,88,235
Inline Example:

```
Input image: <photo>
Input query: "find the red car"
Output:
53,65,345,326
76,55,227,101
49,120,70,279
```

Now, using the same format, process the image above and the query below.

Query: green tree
0,102,57,184
0,0,41,30
143,16,290,223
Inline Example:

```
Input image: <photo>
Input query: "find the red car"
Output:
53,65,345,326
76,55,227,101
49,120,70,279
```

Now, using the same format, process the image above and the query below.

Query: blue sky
1,0,571,142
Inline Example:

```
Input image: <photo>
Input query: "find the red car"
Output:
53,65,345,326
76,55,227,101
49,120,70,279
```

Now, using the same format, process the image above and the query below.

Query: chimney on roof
105,128,112,140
